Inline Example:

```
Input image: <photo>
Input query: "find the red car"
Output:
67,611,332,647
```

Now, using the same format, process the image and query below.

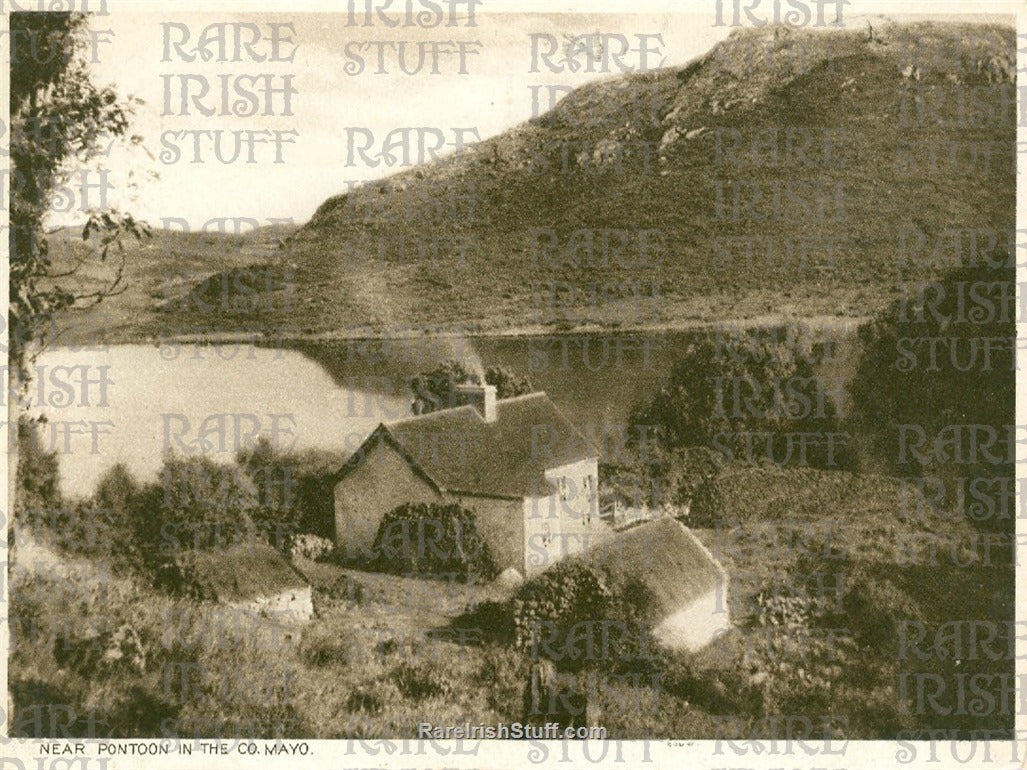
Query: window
558,477,569,501
584,475,596,499
583,475,596,525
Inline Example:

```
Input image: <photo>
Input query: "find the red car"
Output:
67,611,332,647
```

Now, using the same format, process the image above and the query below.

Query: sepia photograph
2,0,1022,767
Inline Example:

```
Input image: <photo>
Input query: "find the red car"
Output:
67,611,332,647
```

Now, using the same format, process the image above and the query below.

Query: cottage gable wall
653,586,732,651
334,435,440,559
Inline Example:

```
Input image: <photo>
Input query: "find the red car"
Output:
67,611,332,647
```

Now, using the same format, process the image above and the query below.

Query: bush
64,464,147,569
847,258,1015,530
346,685,388,715
454,599,514,644
145,454,258,551
410,360,533,414
607,445,729,513
512,560,654,672
237,439,345,541
388,660,456,702
13,415,62,524
630,327,846,470
372,502,496,582
152,549,212,599
298,625,353,668
312,574,367,616
130,453,276,589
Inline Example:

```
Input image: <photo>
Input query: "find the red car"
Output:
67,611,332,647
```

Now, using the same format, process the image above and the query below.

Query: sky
71,1,1019,230
77,11,733,228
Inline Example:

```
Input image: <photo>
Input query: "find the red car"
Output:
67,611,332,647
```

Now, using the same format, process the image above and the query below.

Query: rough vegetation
846,258,1015,531
9,17,1016,742
371,501,497,582
51,20,1016,342
410,359,533,414
13,422,342,593
629,325,846,466
683,465,1014,739
509,560,655,673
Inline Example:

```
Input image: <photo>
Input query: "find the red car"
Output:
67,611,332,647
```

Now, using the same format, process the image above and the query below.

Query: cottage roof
586,518,727,619
190,542,309,602
349,392,597,499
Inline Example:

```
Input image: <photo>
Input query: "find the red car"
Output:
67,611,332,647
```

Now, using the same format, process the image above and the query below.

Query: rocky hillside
273,19,1015,336
54,19,1017,341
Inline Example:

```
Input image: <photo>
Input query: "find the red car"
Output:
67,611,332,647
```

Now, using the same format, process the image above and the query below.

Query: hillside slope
271,19,1014,336
53,19,1015,341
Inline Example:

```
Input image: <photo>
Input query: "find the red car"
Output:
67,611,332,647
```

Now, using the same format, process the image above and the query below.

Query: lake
20,326,859,499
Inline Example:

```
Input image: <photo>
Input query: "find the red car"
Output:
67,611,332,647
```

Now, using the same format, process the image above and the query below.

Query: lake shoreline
69,312,871,349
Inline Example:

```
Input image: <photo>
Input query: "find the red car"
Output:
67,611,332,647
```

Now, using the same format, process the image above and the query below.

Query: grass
687,465,1014,738
8,455,1014,740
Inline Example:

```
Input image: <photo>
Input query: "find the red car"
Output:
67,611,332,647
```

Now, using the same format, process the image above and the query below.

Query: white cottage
587,517,731,651
333,384,609,578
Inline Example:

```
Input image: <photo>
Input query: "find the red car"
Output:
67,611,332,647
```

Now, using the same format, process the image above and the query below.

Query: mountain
281,19,1016,336
55,19,1016,341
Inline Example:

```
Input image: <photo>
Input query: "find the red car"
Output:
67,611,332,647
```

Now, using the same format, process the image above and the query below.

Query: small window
558,477,569,501
583,476,596,524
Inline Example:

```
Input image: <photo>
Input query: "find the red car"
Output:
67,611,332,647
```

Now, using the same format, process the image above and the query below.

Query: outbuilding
588,517,731,651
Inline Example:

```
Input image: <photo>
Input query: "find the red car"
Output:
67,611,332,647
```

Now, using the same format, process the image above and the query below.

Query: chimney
454,383,497,422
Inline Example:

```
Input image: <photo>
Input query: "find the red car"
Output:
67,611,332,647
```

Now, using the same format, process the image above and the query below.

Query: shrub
372,502,496,582
388,660,456,702
512,560,654,672
65,464,147,569
617,445,729,512
409,360,533,414
13,415,62,524
847,257,1014,530
484,365,533,399
148,548,209,599
145,454,258,552
629,327,846,470
346,686,388,715
454,599,514,644
298,625,352,668
312,574,367,616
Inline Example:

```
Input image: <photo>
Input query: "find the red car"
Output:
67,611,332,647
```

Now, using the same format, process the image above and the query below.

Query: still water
23,328,856,498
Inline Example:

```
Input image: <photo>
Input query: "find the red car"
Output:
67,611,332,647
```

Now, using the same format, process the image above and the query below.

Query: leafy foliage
603,444,729,514
371,502,497,582
145,455,260,552
847,258,1015,530
511,560,655,672
220,440,349,542
13,416,62,522
484,364,534,400
410,360,533,414
9,12,150,375
629,328,846,496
